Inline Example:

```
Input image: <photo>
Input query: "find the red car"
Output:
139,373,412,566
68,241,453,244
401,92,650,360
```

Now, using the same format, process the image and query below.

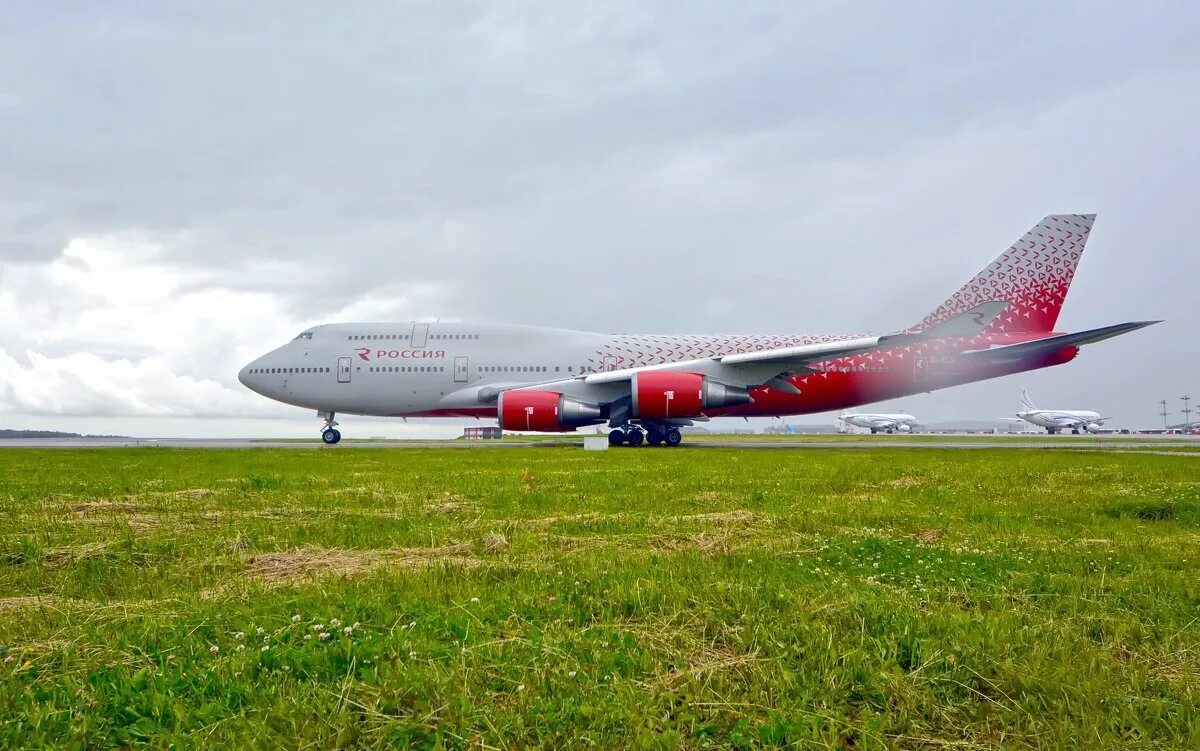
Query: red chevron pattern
588,332,855,371
915,214,1094,335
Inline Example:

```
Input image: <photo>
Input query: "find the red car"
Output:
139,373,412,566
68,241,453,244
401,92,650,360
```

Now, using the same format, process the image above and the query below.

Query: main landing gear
319,411,342,445
608,424,683,448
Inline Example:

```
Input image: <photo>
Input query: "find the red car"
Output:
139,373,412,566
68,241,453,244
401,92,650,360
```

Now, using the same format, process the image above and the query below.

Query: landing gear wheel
608,429,626,447
664,428,682,447
625,428,645,447
322,428,342,445
1071,428,1080,435
646,428,665,446
870,428,878,434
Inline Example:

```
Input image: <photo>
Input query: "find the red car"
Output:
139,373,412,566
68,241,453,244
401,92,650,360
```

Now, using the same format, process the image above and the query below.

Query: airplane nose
238,364,252,388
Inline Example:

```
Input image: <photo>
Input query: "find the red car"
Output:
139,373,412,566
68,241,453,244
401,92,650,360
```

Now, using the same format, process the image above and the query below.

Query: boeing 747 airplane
239,214,1157,446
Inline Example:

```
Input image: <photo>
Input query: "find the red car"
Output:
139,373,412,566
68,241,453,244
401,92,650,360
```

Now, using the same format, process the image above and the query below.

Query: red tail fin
914,214,1095,335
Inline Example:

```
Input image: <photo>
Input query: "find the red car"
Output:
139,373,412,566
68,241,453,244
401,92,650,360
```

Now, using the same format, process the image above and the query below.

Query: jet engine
497,390,604,432
631,371,752,419
1085,422,1103,433
897,424,912,433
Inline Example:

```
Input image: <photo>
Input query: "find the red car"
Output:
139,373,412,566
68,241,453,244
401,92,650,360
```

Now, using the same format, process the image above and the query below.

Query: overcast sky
1,2,1197,438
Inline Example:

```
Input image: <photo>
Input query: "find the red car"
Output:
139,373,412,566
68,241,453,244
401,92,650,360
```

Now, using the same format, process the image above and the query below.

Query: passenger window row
347,333,481,341
475,366,592,374
369,366,445,373
248,367,330,374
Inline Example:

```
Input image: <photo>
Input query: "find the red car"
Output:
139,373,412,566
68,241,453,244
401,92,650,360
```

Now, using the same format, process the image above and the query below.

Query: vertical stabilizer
914,214,1095,335
1021,389,1038,412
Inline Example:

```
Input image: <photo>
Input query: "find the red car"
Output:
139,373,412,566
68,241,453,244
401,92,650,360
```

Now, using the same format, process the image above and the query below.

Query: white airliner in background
238,214,1156,446
839,410,920,434
1005,390,1109,434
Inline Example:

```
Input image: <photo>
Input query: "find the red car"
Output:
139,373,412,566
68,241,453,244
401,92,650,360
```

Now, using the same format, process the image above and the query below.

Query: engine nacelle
497,390,604,432
1085,422,1103,433
897,424,912,433
631,371,752,419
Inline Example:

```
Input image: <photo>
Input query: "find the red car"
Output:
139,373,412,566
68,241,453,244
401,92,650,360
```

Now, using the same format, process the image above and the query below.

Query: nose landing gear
319,411,342,445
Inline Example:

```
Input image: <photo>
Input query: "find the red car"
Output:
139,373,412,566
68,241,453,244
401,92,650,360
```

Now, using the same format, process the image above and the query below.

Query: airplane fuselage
841,413,920,432
1016,409,1103,431
239,321,1079,422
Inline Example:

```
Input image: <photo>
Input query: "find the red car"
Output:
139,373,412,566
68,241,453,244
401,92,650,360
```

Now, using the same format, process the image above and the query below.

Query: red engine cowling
497,390,604,432
631,371,753,419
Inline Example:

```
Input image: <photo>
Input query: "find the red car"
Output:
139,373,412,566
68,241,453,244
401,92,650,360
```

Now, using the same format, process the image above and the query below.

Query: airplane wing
960,321,1160,364
584,302,1009,392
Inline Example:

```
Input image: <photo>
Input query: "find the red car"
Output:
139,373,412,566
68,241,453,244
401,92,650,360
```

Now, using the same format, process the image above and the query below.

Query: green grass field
1,447,1198,749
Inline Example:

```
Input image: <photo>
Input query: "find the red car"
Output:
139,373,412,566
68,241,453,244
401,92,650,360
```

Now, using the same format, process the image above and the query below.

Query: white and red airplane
239,214,1157,446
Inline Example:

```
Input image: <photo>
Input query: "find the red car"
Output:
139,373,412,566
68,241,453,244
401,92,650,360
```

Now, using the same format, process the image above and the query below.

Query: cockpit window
294,331,314,340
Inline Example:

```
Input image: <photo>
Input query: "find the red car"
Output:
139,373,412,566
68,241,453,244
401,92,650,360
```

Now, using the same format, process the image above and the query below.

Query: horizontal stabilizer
961,321,1160,363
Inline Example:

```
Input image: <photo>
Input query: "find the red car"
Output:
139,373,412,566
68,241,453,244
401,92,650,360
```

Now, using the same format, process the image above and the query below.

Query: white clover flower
568,671,577,678
461,647,470,655
409,650,417,660
352,622,360,629
343,626,353,635
516,684,525,691
209,645,219,654
292,614,301,623
319,632,331,640
4,655,15,665
304,634,312,641
236,645,245,652
166,655,176,662
470,597,480,604
234,632,245,641
330,618,341,627
255,627,264,635
261,645,269,652
311,624,323,631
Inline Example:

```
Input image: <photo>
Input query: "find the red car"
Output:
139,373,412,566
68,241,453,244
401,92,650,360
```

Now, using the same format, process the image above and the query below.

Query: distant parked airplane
839,410,920,434
1005,390,1109,434
239,214,1157,447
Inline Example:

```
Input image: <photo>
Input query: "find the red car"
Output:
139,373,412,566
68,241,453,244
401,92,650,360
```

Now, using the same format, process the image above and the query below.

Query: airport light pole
1160,400,1169,430
1184,395,1193,431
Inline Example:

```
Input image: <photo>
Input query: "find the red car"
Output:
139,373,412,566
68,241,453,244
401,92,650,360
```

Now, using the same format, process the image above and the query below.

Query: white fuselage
840,413,919,432
236,321,862,420
1015,409,1103,432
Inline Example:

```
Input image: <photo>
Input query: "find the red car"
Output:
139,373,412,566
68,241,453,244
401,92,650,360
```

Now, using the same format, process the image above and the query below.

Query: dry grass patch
524,511,627,527
0,595,57,612
670,510,758,524
70,500,147,515
917,528,945,544
246,544,482,583
651,530,735,555
172,488,212,499
890,475,925,489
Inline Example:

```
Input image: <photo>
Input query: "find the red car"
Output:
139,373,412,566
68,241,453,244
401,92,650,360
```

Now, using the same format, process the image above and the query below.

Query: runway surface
2,436,1198,454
